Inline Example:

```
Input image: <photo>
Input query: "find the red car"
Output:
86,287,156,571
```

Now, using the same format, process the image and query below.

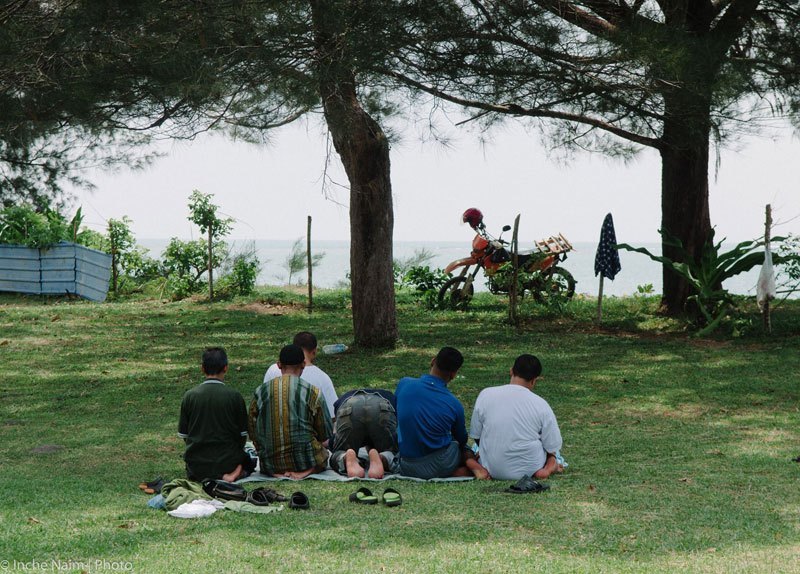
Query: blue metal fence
0,242,112,301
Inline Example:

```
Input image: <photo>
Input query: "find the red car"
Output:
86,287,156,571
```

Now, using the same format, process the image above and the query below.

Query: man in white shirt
469,354,563,481
263,331,338,419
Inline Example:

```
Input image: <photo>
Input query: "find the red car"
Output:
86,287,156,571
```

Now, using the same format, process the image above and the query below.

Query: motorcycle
438,208,577,310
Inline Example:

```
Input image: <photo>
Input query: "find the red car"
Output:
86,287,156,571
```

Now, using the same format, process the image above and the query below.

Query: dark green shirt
178,379,249,480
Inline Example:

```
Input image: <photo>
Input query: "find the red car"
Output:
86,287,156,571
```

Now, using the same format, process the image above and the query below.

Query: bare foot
344,449,366,478
534,459,563,479
367,449,385,479
222,464,243,482
285,467,316,480
465,458,491,480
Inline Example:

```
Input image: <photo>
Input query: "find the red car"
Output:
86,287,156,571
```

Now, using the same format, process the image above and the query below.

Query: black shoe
289,491,310,510
247,487,288,505
505,476,550,494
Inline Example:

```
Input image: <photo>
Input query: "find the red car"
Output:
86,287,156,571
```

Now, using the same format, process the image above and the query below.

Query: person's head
202,347,228,378
292,331,318,363
277,344,305,376
511,354,542,386
431,346,464,382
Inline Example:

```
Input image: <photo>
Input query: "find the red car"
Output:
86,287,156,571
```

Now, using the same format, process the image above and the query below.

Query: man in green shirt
249,344,332,480
178,347,254,482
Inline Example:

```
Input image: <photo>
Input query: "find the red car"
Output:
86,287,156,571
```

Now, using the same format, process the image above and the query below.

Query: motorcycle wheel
532,266,576,304
438,276,475,310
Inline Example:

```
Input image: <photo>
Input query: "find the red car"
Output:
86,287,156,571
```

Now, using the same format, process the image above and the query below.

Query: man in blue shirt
395,347,489,479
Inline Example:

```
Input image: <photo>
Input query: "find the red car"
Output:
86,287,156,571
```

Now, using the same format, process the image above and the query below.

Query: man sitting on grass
178,347,255,482
249,344,333,480
329,388,398,479
395,347,489,480
263,331,338,420
469,353,563,480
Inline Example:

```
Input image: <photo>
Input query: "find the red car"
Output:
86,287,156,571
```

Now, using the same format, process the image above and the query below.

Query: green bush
160,238,221,299
398,265,449,309
217,249,261,298
0,206,70,247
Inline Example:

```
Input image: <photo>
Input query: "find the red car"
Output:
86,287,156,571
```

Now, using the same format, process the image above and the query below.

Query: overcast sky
71,116,800,247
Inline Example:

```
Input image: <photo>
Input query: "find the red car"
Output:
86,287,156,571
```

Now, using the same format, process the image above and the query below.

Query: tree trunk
658,92,713,315
311,0,397,348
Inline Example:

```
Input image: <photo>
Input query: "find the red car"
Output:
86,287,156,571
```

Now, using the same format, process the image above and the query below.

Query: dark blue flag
594,213,621,280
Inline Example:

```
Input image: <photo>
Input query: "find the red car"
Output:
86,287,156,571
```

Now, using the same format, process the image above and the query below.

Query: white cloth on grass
167,499,224,519
470,384,562,481
264,363,337,418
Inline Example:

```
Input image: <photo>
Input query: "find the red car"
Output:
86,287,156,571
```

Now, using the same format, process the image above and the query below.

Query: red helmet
462,208,484,229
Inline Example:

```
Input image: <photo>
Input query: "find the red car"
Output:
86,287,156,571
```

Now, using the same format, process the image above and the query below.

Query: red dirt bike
438,208,577,310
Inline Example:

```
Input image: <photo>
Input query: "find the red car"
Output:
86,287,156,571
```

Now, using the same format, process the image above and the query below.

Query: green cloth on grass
161,478,213,511
223,501,284,514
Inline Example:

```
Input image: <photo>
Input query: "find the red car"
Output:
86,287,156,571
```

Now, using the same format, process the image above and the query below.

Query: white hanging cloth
757,242,777,311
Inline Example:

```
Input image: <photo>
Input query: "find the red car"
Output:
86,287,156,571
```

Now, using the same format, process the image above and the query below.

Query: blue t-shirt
395,374,468,458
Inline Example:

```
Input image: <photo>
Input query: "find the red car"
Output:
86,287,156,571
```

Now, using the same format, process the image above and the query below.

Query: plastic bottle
322,343,348,355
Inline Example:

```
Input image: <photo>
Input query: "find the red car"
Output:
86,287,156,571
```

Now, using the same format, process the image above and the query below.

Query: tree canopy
387,0,800,312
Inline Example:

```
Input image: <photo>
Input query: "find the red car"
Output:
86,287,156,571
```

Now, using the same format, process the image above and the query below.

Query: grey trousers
330,391,398,474
399,440,461,479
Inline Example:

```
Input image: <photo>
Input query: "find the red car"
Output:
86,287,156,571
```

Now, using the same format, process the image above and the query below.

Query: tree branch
531,1,619,39
711,0,761,56
388,71,663,150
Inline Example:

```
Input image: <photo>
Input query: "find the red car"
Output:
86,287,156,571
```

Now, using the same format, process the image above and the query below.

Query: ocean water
139,238,774,298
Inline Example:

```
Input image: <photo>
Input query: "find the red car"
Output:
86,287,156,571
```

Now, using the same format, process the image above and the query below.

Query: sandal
140,478,164,495
505,476,550,494
289,491,310,510
247,487,288,505
349,487,378,505
382,488,402,507
138,477,163,492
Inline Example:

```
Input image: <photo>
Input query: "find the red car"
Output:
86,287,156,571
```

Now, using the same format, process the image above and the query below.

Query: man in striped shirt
249,344,333,479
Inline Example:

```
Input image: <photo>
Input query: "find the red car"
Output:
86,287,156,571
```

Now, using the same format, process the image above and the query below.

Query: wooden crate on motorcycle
534,233,573,254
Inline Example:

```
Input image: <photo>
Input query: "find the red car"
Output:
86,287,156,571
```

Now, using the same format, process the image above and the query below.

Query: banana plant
618,229,788,336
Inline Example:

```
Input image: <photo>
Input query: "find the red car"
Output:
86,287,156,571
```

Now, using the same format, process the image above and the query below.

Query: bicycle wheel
438,276,475,310
532,266,576,303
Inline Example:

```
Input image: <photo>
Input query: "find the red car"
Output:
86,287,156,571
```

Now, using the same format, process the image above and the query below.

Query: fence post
763,204,772,334
508,214,521,326
307,215,313,314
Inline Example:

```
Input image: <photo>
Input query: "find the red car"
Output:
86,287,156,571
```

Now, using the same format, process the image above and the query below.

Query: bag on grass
201,478,247,501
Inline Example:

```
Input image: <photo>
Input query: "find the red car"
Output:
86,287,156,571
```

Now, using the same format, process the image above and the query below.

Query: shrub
399,265,449,309
217,247,261,298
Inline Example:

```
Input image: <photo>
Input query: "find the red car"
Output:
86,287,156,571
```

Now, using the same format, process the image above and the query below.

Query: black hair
279,344,305,366
434,347,464,375
512,354,542,381
202,347,228,375
292,331,318,352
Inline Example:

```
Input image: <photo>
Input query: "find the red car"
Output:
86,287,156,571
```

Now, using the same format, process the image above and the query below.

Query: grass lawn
1,289,799,573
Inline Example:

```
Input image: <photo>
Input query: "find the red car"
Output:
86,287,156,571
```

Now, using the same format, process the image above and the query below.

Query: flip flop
142,478,165,495
138,477,163,491
349,487,378,505
382,488,402,507
505,476,550,494
289,491,310,510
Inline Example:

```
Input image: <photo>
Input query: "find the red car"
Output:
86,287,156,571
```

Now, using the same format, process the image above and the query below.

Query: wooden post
207,226,214,300
764,204,772,334
597,275,604,323
508,214,521,326
307,215,313,315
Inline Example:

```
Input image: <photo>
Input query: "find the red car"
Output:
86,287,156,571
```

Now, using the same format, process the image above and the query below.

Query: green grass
1,290,800,573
